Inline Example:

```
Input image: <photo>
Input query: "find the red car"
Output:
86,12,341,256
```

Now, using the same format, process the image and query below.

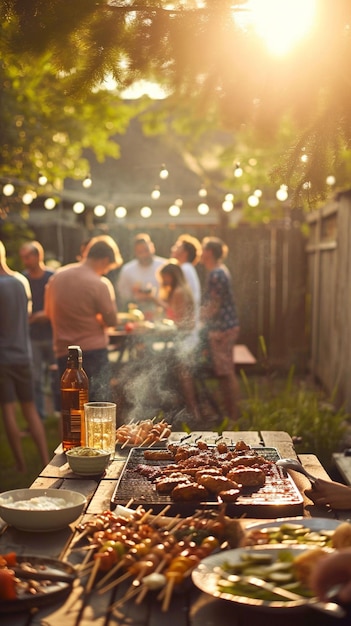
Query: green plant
238,366,349,472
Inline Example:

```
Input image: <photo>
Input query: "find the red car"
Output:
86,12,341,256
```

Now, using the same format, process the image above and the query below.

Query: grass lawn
0,409,61,492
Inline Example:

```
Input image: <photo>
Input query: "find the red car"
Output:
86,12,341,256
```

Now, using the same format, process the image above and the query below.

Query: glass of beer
84,402,116,459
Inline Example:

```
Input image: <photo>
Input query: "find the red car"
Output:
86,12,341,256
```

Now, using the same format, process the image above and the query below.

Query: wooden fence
306,190,351,411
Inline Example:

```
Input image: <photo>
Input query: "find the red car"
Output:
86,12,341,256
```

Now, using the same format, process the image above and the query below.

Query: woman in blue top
200,237,240,422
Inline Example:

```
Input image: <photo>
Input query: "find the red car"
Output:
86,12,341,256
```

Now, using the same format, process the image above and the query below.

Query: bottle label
62,409,81,433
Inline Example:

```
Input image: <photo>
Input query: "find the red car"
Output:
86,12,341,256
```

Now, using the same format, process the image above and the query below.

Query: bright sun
244,0,317,56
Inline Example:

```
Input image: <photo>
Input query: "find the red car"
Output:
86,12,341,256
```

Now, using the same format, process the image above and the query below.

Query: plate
246,517,341,532
191,545,323,612
244,517,341,546
0,556,76,613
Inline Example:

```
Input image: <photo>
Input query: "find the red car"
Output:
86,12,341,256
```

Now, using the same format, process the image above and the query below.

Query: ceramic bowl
66,447,111,476
0,488,86,532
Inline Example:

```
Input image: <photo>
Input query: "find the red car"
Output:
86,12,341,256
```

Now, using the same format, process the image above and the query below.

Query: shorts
208,327,239,376
0,363,35,403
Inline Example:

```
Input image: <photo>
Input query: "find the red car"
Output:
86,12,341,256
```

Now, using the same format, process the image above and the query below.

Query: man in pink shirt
45,237,122,402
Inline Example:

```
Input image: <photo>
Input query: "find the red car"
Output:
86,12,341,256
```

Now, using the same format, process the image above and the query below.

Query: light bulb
198,186,207,198
222,200,233,212
197,202,209,215
169,204,180,217
115,206,127,218
140,206,152,218
151,186,160,200
276,187,288,202
38,174,48,186
94,204,106,217
248,195,259,207
159,165,168,180
3,183,15,196
82,175,92,188
44,197,56,210
73,201,85,214
22,192,34,205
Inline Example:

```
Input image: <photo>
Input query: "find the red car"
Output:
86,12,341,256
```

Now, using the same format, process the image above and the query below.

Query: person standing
170,234,202,346
19,241,60,419
199,236,240,422
117,233,167,316
0,241,49,472
45,236,121,401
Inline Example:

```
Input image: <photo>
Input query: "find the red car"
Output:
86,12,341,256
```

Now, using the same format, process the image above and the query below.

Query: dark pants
58,348,112,405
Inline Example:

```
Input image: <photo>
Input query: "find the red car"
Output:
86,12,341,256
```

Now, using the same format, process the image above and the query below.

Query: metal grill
110,446,304,518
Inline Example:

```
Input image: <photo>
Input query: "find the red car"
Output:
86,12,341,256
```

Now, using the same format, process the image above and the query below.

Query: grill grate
111,446,304,518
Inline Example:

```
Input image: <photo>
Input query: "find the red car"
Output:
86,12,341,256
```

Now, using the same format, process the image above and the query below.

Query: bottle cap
67,345,82,359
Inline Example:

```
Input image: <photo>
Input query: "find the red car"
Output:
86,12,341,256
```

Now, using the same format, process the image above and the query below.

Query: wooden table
1,431,350,626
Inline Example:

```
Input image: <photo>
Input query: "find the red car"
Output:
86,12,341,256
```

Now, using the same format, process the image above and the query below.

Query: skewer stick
150,504,171,523
96,558,126,589
121,437,131,449
98,569,132,595
138,508,153,524
85,557,101,594
110,584,141,611
161,573,177,612
135,558,167,605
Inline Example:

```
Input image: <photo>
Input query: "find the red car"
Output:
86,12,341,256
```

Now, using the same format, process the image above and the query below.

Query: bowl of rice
0,488,86,532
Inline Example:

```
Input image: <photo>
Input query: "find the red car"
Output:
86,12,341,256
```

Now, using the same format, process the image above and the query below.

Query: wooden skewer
161,573,177,612
96,558,126,589
137,508,153,524
98,569,133,595
110,583,142,611
150,504,171,523
121,437,131,449
135,558,167,605
85,557,101,594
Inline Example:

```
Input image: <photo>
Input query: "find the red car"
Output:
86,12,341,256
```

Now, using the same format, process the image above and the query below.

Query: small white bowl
66,447,111,476
0,488,86,532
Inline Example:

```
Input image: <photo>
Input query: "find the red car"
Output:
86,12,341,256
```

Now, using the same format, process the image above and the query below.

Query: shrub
237,366,349,472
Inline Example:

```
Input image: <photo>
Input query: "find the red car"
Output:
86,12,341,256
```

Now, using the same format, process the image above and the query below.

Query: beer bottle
61,345,89,451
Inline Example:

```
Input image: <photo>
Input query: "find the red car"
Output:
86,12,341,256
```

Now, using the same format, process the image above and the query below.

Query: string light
82,175,92,188
115,206,127,218
73,201,85,214
2,183,15,196
198,186,207,197
140,206,152,218
326,175,336,186
44,197,56,210
38,173,48,186
94,204,106,217
151,186,161,199
159,164,169,180
276,185,288,201
197,202,209,215
169,204,180,217
222,199,233,212
248,194,259,207
22,192,36,205
234,163,243,178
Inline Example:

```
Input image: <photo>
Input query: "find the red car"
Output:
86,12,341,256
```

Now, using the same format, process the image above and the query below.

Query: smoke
110,344,185,423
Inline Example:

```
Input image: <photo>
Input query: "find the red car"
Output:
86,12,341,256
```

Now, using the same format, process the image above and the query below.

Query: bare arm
310,548,351,603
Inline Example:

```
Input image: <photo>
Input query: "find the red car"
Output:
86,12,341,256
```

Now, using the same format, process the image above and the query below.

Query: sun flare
245,0,317,56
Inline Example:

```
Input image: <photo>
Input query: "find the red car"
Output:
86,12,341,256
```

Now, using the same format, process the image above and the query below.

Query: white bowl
66,447,111,476
0,488,86,532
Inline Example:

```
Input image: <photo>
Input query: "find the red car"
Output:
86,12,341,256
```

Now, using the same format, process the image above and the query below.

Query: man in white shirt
117,233,167,315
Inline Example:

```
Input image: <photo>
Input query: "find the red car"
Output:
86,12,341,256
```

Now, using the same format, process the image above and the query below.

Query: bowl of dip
66,447,111,476
0,488,86,532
